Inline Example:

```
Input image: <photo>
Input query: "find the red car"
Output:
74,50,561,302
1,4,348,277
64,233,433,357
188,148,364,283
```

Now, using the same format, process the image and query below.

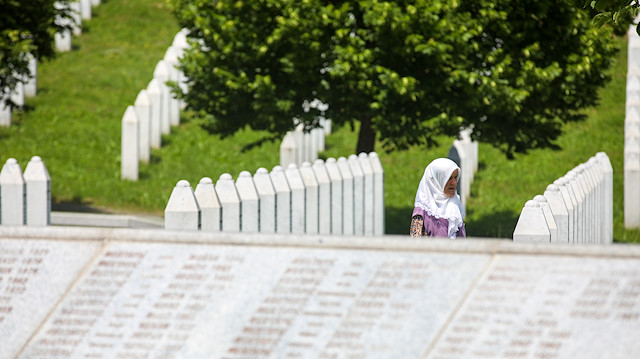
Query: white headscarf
414,158,465,238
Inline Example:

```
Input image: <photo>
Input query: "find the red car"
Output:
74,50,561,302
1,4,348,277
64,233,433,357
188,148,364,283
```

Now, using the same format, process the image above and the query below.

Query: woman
410,158,466,238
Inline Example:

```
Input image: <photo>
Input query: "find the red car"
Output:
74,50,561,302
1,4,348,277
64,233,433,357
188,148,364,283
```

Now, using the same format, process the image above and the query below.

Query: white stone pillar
146,79,163,149
270,166,291,233
54,2,72,52
554,178,576,243
216,173,241,232
596,152,614,243
625,149,640,229
299,162,319,234
254,168,276,233
358,153,375,236
164,180,200,231
303,131,314,163
285,164,306,234
280,132,297,169
194,177,221,232
294,124,304,165
134,89,151,164
10,82,24,108
24,156,51,226
80,0,92,20
312,160,331,235
163,46,182,126
513,200,551,243
324,158,343,235
236,171,259,233
120,106,139,181
534,195,558,244
337,157,354,235
348,155,364,235
153,60,171,135
0,158,25,225
544,184,568,243
369,152,385,236
70,1,82,35
565,172,585,243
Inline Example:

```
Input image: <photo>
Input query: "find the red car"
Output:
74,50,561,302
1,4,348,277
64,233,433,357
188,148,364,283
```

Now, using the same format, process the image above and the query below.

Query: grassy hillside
1,0,637,241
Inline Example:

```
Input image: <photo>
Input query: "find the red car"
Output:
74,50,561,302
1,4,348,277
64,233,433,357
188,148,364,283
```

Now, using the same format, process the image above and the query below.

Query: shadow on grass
52,196,108,213
465,208,518,239
385,205,412,235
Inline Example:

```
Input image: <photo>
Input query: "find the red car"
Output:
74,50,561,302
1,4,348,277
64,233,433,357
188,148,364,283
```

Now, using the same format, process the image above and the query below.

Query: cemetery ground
0,0,638,242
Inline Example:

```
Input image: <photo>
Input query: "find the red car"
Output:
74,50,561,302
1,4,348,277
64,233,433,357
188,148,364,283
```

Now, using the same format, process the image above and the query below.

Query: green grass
1,0,638,242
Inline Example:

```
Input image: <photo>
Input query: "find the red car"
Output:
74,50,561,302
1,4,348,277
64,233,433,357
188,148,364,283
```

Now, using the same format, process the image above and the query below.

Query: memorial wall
0,226,638,359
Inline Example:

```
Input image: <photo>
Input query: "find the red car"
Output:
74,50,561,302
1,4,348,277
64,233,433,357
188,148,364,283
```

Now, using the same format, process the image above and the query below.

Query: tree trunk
356,117,376,154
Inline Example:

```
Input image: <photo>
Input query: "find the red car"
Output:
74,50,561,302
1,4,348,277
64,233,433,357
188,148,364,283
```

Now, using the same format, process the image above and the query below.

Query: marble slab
18,241,490,359
0,238,102,359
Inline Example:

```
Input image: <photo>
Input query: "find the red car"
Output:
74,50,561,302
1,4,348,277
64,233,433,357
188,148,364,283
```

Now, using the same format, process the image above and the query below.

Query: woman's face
444,169,458,197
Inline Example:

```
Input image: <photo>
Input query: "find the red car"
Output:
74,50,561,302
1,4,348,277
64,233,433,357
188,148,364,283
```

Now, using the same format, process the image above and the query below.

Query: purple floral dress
410,207,466,238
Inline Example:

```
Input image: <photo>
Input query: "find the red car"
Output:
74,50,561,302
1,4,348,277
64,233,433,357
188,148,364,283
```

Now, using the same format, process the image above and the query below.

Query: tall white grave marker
134,89,151,163
0,158,25,225
285,164,306,234
369,152,385,236
513,200,551,242
165,180,200,231
24,156,51,226
194,177,221,232
299,162,319,234
348,155,365,235
236,171,259,233
358,153,375,235
312,160,331,235
254,168,276,233
325,158,343,234
216,173,241,232
153,60,171,135
146,79,163,149
337,157,354,235
120,106,139,181
270,166,291,233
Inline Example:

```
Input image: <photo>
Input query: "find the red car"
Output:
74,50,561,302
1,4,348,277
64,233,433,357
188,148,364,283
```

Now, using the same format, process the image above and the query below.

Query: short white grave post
153,60,171,135
596,152,614,242
358,153,375,236
146,79,163,149
337,157,354,235
303,131,314,163
312,160,332,235
24,156,51,227
447,141,467,209
120,106,139,181
254,168,276,233
164,180,200,231
0,158,25,225
194,177,221,232
534,195,558,243
280,132,297,168
236,171,259,233
24,54,37,97
10,82,24,108
269,166,291,233
324,158,343,235
348,155,365,235
216,173,241,232
544,184,568,243
513,200,551,243
369,152,385,236
134,89,151,164
285,164,306,234
574,165,592,242
299,162,319,234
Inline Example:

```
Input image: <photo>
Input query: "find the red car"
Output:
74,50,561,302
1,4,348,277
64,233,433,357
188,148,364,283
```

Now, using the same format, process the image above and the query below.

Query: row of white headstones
0,0,100,126
625,26,640,229
165,153,385,236
512,152,613,244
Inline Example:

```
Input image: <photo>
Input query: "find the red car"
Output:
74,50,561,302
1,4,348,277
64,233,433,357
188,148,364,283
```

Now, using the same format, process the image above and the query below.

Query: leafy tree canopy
0,0,73,105
170,0,617,157
586,0,639,35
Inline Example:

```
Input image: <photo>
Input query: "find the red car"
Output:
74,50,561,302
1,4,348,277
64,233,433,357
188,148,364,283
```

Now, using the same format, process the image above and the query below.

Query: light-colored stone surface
164,180,199,231
152,61,171,135
1,226,639,359
216,174,240,232
324,158,343,235
348,155,364,235
369,152,385,236
146,79,162,149
299,163,319,235
312,160,331,235
358,153,375,236
134,89,151,164
285,164,306,234
269,166,291,234
513,200,550,243
0,238,101,359
194,177,221,232
0,158,25,225
337,157,354,235
236,171,259,233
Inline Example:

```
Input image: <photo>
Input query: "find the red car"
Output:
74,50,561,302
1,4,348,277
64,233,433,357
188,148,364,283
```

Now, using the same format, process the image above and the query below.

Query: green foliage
170,0,617,158
586,0,639,35
0,0,74,104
